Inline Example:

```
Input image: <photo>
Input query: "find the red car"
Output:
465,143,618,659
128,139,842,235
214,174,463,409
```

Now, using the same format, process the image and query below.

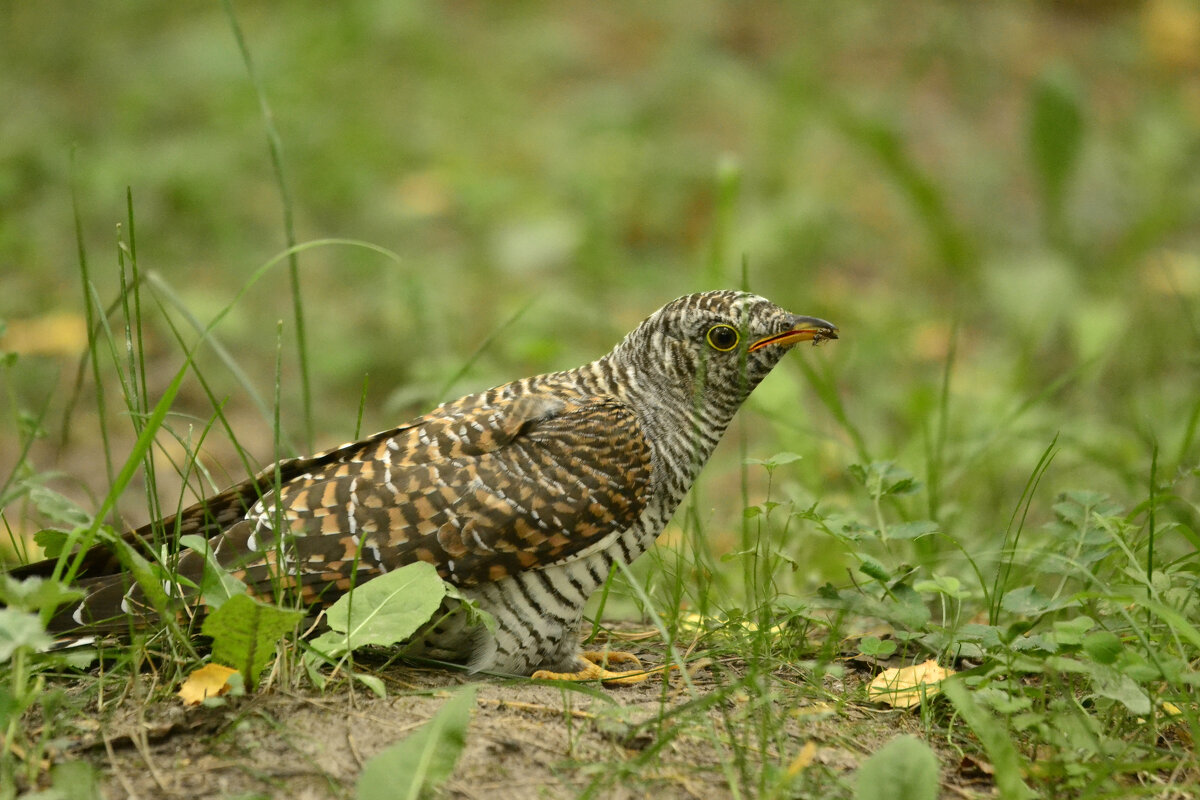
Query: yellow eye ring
705,324,740,352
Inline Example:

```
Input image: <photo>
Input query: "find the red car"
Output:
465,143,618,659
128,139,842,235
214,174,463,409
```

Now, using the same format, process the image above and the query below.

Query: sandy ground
27,652,958,800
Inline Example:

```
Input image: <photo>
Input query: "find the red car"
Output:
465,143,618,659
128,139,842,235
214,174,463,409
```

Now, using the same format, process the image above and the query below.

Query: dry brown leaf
178,664,238,706
867,659,954,709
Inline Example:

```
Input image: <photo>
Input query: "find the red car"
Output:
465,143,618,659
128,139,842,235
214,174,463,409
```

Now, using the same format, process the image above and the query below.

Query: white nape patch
72,603,85,625
446,559,455,574
120,597,132,614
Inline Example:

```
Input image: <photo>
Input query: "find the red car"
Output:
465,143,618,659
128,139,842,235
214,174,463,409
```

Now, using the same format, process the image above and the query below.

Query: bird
7,290,837,682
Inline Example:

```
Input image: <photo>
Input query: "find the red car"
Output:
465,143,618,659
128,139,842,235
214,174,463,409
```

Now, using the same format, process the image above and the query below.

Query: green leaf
0,575,83,614
201,593,304,686
442,583,496,637
33,527,78,560
745,451,803,468
312,562,447,659
0,608,54,662
356,685,477,800
1029,68,1084,215
1082,631,1121,665
1091,668,1150,716
999,585,1052,616
853,735,938,800
886,520,939,541
942,678,1035,800
352,672,387,698
849,461,921,499
859,636,897,658
26,484,92,529
913,575,965,599
858,555,890,583
1051,615,1095,647
48,760,103,800
179,534,248,609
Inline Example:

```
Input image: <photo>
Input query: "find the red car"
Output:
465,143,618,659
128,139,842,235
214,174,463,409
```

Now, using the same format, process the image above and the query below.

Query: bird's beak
748,316,839,352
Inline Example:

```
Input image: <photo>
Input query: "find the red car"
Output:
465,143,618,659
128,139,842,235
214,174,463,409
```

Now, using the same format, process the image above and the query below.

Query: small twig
103,733,141,800
477,698,595,720
346,729,365,770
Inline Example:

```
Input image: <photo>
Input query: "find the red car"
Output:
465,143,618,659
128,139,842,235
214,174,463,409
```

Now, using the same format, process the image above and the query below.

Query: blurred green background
2,1,1198,580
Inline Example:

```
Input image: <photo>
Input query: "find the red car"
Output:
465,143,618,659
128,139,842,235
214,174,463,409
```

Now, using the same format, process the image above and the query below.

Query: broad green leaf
1051,615,1095,647
913,575,964,598
33,527,80,560
0,575,83,614
886,521,939,541
179,534,248,609
357,685,477,800
854,735,938,800
943,678,1035,800
1082,631,1121,665
0,608,54,662
1091,668,1150,716
313,562,447,658
201,593,304,686
890,583,932,630
27,760,104,800
352,672,387,698
26,484,92,529
849,461,921,498
999,585,1053,616
745,451,803,467
859,636,897,658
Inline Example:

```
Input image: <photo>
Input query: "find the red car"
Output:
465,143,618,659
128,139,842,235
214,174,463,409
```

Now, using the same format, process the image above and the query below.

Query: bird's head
607,290,837,427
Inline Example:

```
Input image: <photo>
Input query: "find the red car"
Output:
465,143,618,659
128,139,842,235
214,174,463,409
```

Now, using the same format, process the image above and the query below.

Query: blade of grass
942,677,1034,800
220,0,312,451
70,154,114,490
989,435,1057,624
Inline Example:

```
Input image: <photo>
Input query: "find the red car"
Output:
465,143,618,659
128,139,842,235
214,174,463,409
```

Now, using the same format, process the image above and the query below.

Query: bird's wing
35,391,653,633
228,392,654,601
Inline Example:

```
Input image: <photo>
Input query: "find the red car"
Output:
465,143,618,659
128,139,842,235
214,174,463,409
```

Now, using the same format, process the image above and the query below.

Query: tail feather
3,425,415,641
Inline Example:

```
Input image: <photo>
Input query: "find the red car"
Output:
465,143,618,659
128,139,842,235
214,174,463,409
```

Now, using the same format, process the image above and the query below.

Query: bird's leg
532,650,649,685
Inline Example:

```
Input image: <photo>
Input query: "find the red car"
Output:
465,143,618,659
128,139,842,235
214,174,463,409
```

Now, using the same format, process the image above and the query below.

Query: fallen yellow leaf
178,664,238,706
0,312,88,356
867,659,954,709
785,740,818,780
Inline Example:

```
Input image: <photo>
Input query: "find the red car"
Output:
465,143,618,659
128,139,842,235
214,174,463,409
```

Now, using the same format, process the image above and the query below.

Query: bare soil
24,646,983,800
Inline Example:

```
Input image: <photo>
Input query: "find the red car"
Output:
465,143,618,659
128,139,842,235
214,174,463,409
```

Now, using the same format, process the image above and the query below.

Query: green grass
3,1,1200,798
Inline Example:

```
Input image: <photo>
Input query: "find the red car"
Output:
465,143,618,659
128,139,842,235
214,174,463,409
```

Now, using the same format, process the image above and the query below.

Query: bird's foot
532,650,649,685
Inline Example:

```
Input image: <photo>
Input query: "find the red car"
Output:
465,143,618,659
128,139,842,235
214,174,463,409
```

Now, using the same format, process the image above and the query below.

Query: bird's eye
705,324,740,352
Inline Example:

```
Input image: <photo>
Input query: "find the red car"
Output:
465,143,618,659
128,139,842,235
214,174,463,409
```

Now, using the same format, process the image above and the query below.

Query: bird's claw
532,650,650,685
